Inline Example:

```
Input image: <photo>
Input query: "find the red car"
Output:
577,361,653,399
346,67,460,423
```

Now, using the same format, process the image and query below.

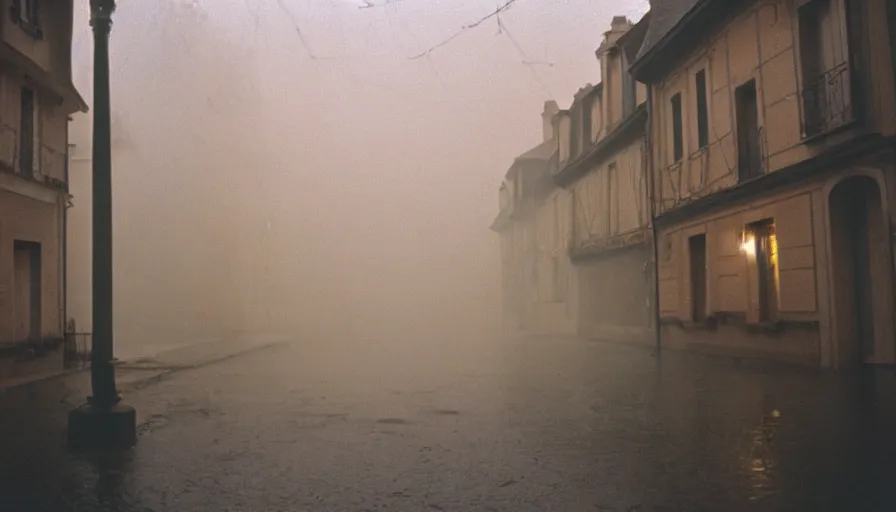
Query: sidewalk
1,336,288,395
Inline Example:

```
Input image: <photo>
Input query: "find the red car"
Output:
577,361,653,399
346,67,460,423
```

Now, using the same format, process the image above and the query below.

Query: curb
1,340,288,395
0,367,89,395
118,340,288,391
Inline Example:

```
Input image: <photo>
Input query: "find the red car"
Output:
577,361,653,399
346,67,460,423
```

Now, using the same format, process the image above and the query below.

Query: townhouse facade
554,16,655,344
492,101,575,335
631,0,896,368
492,16,657,344
0,0,86,382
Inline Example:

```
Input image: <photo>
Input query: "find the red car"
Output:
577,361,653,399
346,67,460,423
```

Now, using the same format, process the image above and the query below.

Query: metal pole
89,0,118,408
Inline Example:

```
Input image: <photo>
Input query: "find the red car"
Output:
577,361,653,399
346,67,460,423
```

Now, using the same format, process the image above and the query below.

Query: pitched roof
635,0,702,62
515,139,557,162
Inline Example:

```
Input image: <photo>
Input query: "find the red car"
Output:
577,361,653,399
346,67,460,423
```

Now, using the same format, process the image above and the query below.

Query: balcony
801,61,854,139
0,122,68,191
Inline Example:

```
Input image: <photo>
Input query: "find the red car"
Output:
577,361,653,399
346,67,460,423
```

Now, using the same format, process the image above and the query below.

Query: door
689,234,707,322
13,241,41,341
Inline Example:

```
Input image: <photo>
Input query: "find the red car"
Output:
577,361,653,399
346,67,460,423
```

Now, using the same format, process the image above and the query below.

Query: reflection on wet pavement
2,337,896,510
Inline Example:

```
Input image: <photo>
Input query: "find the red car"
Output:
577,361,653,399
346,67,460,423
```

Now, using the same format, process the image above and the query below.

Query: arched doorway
828,175,888,368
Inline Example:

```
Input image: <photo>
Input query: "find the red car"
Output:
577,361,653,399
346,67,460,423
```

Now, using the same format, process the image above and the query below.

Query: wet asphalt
2,336,896,511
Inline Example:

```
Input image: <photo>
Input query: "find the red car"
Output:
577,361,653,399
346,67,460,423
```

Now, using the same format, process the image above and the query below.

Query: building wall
649,0,896,218
0,64,69,346
577,244,654,343
0,71,68,182
647,0,896,368
531,188,577,335
0,188,63,342
0,0,74,81
657,160,896,367
570,139,647,245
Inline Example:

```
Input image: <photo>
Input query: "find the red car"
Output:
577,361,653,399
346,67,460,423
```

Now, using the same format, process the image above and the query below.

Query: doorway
689,234,707,322
829,176,886,367
13,240,42,342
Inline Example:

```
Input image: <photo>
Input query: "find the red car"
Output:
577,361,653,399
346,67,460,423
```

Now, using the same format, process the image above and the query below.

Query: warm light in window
740,234,756,256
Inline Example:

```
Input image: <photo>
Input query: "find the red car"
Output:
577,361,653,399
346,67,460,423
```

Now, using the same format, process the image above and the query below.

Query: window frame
695,69,709,149
10,0,43,39
670,92,684,163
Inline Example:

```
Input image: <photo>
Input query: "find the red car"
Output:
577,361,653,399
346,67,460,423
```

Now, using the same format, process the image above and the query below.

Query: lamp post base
67,401,137,451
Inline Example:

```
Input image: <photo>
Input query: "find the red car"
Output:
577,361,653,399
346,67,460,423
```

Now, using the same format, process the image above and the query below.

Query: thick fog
67,0,648,359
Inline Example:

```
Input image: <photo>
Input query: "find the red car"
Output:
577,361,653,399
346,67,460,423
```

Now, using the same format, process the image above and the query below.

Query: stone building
492,16,656,343
632,0,896,368
554,15,655,345
491,102,565,335
0,0,85,382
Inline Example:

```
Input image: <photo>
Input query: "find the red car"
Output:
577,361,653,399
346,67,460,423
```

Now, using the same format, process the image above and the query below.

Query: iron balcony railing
801,61,853,138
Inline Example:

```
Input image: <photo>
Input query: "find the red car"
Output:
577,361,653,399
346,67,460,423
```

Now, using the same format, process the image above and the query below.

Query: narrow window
552,195,560,249
19,87,35,176
607,162,617,235
606,55,615,125
735,80,762,181
671,93,683,162
570,108,580,159
695,69,709,149
688,234,707,322
622,54,636,118
15,0,39,25
551,255,561,302
798,0,850,136
745,220,779,322
582,98,593,145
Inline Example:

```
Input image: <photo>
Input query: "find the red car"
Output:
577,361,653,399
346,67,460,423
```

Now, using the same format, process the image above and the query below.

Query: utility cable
408,0,520,59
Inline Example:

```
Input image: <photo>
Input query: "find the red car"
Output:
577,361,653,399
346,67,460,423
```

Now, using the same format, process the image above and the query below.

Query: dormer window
11,0,43,39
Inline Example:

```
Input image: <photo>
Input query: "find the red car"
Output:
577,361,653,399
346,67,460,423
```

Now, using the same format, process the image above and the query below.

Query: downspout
646,85,662,355
63,121,71,337
888,0,896,104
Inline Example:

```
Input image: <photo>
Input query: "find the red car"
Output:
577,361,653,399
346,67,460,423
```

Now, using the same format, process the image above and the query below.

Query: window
570,108,580,159
735,80,762,181
798,0,852,136
19,87,39,177
552,195,560,249
671,93,683,162
695,69,709,149
605,55,615,126
622,54,637,118
607,163,618,235
12,0,42,37
688,234,707,322
743,220,779,322
582,99,593,146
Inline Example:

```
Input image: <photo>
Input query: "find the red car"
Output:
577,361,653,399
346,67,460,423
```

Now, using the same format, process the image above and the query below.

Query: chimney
598,15,633,53
541,100,560,142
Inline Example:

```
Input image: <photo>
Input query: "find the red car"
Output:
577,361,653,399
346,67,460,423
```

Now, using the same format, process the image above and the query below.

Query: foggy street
4,337,896,511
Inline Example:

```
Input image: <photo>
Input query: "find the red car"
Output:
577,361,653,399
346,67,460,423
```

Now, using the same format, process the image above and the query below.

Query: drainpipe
64,124,71,339
888,0,896,104
646,85,662,355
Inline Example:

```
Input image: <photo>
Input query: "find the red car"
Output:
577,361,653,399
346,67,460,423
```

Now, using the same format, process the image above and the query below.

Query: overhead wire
496,13,554,100
408,0,521,59
276,0,317,58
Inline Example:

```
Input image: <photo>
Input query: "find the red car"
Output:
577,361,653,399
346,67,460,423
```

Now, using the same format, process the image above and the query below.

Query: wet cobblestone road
3,337,896,511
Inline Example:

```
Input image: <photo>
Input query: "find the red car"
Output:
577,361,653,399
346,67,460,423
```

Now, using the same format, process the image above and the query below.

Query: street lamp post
68,0,137,451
